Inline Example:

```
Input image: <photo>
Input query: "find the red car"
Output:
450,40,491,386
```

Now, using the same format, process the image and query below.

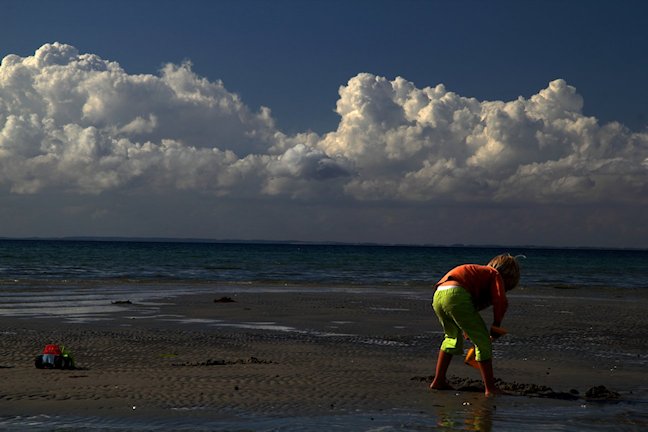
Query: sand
0,287,646,428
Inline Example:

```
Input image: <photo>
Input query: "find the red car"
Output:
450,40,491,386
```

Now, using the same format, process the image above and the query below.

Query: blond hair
487,253,521,291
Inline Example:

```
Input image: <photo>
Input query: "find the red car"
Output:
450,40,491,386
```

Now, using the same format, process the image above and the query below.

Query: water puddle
1,398,646,431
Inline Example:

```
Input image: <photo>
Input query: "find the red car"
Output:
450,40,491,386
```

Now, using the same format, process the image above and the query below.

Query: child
430,254,521,397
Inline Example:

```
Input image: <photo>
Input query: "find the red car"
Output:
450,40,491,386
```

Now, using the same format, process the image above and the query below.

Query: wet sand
0,287,646,428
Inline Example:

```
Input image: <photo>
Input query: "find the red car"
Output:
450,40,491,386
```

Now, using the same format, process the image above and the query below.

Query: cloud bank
1,43,647,206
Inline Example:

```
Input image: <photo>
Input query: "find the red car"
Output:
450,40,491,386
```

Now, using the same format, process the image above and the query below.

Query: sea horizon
1,235,646,252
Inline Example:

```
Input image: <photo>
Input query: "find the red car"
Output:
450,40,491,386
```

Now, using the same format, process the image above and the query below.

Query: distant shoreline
1,236,646,252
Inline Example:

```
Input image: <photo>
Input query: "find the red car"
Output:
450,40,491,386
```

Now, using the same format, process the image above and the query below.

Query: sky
1,0,648,248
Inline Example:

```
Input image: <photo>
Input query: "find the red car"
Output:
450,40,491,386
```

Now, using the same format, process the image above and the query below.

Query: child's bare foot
484,387,503,397
429,380,455,391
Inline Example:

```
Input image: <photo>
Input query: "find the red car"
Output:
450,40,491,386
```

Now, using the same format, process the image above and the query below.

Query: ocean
0,239,647,321
1,238,647,289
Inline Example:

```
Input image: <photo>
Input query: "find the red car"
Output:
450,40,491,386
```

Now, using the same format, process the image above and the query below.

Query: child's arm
490,273,508,327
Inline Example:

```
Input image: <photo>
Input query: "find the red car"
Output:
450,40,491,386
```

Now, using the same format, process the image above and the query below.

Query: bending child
430,254,521,397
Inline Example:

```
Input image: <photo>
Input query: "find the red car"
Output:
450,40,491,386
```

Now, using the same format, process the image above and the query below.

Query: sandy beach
1,287,646,430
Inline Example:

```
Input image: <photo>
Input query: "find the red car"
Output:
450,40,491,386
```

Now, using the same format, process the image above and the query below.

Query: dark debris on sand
111,300,133,305
214,296,236,303
412,375,620,401
172,356,273,367
585,385,621,400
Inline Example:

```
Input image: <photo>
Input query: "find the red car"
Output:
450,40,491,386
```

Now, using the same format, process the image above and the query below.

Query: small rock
214,296,236,303
585,385,620,400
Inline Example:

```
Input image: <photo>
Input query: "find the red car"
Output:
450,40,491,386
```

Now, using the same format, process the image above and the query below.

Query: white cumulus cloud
1,43,647,207
0,43,350,196
320,73,648,204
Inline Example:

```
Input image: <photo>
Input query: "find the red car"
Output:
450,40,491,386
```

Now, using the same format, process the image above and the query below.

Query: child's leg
430,349,454,390
453,309,492,362
431,289,464,390
477,359,500,397
432,289,465,357
461,323,499,395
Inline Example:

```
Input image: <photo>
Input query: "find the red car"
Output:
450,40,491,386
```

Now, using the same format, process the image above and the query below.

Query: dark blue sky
4,0,648,134
1,0,648,247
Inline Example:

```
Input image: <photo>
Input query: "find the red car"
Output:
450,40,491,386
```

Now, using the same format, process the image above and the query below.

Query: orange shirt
436,264,508,325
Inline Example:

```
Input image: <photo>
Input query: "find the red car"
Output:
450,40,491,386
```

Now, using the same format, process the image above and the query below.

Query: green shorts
432,286,492,361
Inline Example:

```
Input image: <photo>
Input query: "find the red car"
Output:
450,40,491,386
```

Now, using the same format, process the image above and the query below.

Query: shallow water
1,392,647,431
